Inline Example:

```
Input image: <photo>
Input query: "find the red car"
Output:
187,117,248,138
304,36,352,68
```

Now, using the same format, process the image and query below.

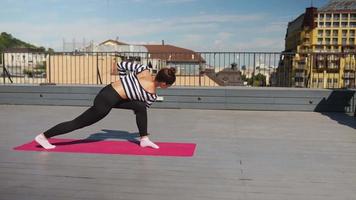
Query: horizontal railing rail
0,51,355,88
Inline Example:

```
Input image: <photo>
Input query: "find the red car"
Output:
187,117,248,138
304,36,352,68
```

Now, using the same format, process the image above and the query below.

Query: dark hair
155,67,176,85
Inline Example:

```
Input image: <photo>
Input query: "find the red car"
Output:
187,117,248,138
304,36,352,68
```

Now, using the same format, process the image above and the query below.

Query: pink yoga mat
14,138,196,157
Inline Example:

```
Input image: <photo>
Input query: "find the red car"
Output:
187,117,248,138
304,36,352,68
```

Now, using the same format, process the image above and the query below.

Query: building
277,0,356,88
143,43,205,75
204,63,244,86
46,40,216,86
3,48,46,77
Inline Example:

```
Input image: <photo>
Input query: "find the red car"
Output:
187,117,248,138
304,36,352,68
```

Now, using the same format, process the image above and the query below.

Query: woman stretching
35,61,176,150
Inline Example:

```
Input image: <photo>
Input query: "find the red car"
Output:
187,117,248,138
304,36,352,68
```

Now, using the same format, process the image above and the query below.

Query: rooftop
319,0,356,12
1,105,355,200
143,44,205,63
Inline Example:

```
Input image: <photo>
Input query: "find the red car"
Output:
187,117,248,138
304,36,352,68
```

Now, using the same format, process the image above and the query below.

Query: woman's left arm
117,61,150,76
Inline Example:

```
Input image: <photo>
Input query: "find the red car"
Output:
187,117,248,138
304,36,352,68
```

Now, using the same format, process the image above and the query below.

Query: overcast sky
0,0,328,51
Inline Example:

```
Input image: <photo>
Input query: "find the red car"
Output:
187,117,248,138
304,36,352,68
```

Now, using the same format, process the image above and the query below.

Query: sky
0,0,329,52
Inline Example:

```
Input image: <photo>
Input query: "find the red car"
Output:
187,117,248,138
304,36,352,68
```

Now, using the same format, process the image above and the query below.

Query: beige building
45,40,218,86
277,0,356,88
3,48,46,77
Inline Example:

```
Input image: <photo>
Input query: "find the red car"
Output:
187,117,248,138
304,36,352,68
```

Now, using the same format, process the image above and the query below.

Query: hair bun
168,67,176,75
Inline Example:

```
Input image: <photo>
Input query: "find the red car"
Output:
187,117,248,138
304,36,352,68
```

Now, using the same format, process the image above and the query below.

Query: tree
0,32,42,52
47,48,55,53
252,73,267,86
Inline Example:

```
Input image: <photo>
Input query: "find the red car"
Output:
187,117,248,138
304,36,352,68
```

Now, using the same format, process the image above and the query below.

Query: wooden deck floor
0,105,355,200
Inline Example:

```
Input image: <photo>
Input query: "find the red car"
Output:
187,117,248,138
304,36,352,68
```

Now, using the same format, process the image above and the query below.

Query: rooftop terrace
0,105,355,200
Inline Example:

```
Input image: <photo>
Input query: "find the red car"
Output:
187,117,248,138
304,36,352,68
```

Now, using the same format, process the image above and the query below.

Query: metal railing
1,51,355,88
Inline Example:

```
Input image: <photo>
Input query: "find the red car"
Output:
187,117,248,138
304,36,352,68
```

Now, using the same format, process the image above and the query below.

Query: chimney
162,40,165,45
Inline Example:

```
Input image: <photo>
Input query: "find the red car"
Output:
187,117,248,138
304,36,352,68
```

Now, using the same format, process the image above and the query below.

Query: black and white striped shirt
117,61,157,107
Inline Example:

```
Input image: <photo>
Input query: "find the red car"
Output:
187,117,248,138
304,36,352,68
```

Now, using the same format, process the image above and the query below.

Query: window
342,38,347,45
342,30,348,37
332,30,338,36
325,22,332,27
318,30,323,37
318,38,323,45
350,38,355,45
327,78,332,83
333,38,338,44
318,22,324,27
350,22,356,28
342,13,348,20
326,14,332,20
318,78,323,83
319,14,324,19
341,22,348,27
325,30,331,36
333,13,340,20
333,22,339,27
350,30,355,37
351,14,356,20
22,55,25,61
333,79,338,83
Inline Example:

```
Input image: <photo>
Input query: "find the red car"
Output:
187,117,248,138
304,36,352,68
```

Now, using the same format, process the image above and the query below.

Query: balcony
344,65,355,71
341,22,348,27
295,72,305,78
295,59,306,70
343,72,355,78
295,81,305,87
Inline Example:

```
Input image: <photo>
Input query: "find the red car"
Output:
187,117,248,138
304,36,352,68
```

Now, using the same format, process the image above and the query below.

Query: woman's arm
117,61,150,76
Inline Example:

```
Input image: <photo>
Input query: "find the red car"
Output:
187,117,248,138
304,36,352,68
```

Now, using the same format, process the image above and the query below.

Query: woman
35,61,176,150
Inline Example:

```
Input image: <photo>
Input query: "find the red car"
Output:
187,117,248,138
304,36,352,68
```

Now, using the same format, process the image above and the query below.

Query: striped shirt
117,61,157,107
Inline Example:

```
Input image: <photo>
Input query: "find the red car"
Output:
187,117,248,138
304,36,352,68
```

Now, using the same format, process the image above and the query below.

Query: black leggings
43,84,148,138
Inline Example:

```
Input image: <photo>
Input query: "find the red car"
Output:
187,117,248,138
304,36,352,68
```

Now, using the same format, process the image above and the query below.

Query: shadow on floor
314,90,355,113
320,112,356,130
51,129,140,146
314,90,355,129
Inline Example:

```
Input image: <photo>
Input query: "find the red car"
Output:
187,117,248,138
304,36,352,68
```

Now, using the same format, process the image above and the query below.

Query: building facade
277,0,356,88
3,48,46,77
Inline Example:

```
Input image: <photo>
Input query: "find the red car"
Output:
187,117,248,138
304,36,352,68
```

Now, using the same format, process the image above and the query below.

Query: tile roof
143,44,205,63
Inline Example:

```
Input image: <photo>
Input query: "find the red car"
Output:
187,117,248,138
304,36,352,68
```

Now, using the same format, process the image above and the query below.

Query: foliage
0,32,54,66
0,32,38,52
0,32,54,54
244,73,267,86
23,67,46,77
251,73,267,86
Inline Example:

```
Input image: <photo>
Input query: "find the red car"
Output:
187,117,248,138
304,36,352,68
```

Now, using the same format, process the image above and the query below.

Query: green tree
47,48,55,53
0,32,50,63
251,73,267,86
0,32,43,52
